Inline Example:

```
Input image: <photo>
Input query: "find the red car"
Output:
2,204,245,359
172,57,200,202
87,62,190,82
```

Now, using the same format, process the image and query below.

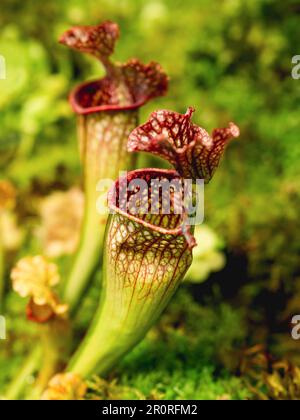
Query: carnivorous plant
64,108,239,378
67,168,196,377
59,22,168,310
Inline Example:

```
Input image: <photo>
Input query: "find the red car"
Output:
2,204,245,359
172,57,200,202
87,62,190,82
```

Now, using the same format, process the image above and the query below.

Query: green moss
116,366,249,400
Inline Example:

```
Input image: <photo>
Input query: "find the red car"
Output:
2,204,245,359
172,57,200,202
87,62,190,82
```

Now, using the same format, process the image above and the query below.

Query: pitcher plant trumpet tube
59,22,168,310
67,169,196,377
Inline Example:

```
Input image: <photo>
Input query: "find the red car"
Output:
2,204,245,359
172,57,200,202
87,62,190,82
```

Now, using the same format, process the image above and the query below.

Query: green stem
62,192,106,313
62,111,138,312
17,134,35,158
27,320,71,400
67,210,193,378
68,287,172,377
3,347,42,400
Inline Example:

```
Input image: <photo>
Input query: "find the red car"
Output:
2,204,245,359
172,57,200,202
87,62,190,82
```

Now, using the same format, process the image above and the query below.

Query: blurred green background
1,0,300,400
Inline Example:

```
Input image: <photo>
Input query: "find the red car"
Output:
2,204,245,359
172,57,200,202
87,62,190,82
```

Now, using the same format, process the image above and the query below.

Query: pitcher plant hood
59,21,168,114
128,107,240,183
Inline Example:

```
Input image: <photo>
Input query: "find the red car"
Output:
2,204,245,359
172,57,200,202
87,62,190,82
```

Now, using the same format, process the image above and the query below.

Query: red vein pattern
67,170,196,378
59,22,168,114
106,169,195,304
59,21,168,308
59,21,119,60
128,108,240,183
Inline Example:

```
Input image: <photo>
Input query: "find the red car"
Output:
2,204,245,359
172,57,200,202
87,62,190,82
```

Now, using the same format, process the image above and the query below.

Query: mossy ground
0,288,251,400
2,280,299,400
